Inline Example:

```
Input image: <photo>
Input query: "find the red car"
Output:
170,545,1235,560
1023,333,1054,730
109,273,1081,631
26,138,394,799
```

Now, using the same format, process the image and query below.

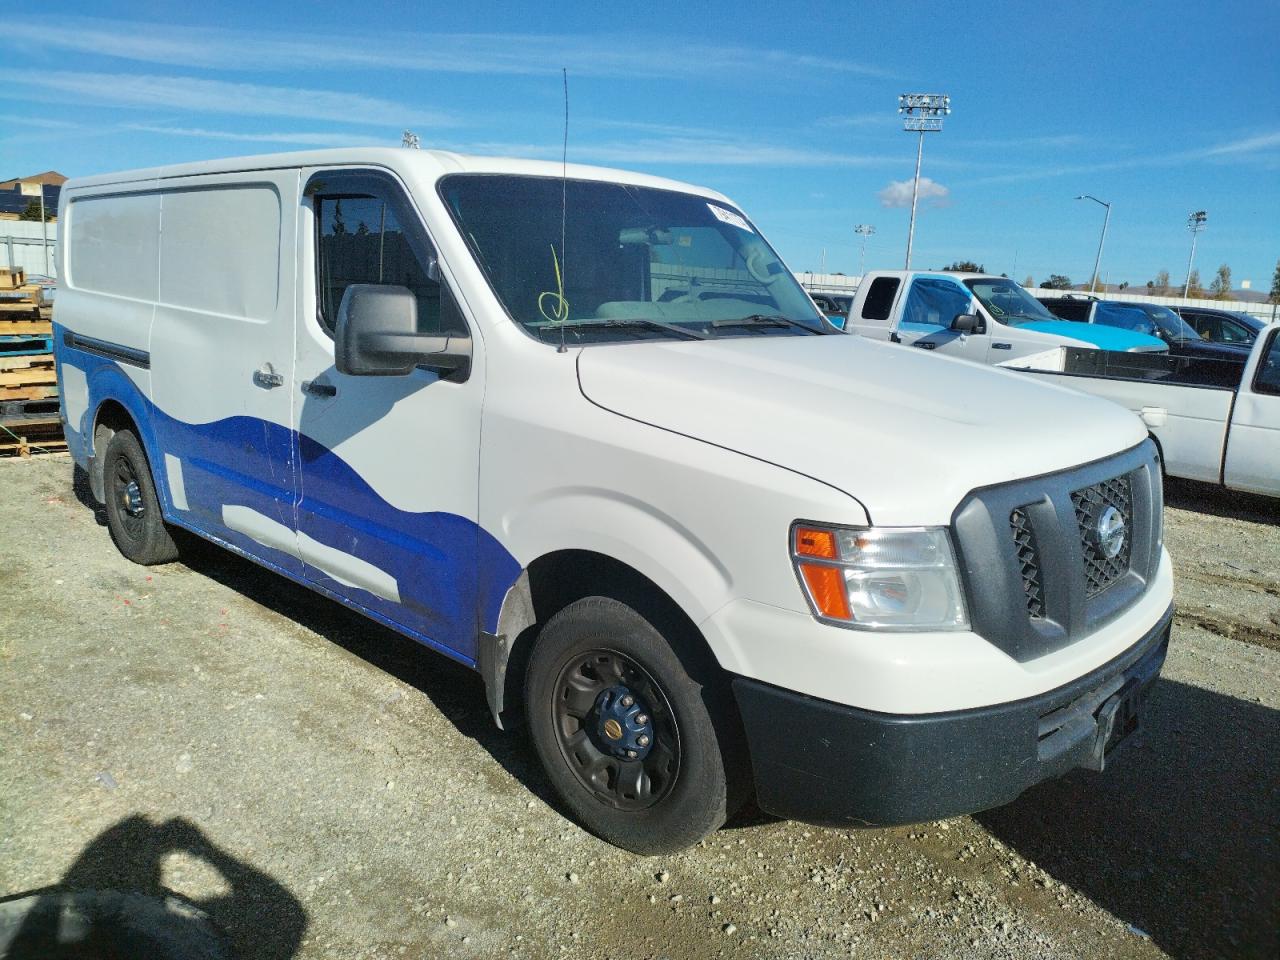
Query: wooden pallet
0,336,52,357
0,319,52,337
0,415,65,457
0,357,58,402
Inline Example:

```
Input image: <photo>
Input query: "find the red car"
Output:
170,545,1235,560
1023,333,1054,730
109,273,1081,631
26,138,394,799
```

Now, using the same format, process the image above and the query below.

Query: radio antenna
558,67,569,355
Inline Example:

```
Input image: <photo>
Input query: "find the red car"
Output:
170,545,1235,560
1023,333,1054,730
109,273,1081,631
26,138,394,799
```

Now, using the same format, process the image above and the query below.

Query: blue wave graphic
58,335,521,664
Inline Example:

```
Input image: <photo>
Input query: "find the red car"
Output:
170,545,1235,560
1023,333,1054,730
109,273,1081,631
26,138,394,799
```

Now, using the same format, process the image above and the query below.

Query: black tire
101,429,179,565
525,596,746,855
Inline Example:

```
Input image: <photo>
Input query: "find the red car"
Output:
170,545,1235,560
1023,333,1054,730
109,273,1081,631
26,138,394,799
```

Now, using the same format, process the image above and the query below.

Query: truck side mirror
335,284,472,378
951,313,984,334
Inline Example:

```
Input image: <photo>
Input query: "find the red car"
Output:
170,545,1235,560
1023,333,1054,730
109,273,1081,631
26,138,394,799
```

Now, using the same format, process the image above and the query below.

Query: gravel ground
1,455,1276,960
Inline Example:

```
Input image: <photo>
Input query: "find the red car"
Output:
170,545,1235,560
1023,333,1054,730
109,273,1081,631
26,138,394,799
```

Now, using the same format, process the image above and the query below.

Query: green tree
17,199,53,222
1152,269,1170,294
1269,259,1280,305
1042,274,1073,290
942,260,985,273
1209,264,1233,300
1186,269,1204,298
1023,275,1035,288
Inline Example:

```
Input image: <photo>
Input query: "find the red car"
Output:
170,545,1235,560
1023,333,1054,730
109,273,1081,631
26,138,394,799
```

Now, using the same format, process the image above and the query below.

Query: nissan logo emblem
1096,506,1126,559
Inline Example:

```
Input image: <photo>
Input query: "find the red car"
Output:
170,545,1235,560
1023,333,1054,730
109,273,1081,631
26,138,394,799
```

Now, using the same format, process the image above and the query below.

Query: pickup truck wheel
102,429,179,565
526,596,741,855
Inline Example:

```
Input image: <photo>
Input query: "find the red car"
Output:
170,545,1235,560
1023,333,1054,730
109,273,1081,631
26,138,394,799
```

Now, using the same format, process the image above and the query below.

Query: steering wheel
745,247,780,285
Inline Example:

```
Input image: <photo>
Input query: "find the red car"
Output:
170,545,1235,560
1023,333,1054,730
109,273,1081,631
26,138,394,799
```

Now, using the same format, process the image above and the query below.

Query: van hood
1018,320,1167,352
576,335,1147,526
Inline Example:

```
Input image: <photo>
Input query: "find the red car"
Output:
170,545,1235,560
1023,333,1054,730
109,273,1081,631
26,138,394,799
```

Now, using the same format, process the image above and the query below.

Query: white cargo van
54,149,1174,854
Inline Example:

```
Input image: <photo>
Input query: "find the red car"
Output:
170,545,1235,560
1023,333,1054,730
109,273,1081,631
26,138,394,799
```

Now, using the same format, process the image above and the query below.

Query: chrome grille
1010,508,1045,619
1071,474,1133,598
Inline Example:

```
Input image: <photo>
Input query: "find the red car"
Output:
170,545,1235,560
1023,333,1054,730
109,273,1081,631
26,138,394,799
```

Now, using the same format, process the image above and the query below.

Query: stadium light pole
1183,210,1207,298
853,224,875,277
1074,195,1112,294
898,93,950,270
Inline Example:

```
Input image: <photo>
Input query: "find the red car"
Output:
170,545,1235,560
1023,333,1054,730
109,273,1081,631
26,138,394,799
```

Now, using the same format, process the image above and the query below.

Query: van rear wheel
525,596,743,854
102,429,179,565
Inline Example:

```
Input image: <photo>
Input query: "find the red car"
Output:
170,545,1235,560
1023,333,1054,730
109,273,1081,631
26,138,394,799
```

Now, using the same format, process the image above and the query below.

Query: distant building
0,171,66,218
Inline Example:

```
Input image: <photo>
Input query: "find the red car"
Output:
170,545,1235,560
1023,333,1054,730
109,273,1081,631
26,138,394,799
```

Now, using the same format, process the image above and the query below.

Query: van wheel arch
89,399,142,504
483,550,729,731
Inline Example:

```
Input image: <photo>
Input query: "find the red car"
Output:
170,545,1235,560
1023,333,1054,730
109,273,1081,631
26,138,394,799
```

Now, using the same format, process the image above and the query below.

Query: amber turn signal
798,562,852,620
794,526,838,560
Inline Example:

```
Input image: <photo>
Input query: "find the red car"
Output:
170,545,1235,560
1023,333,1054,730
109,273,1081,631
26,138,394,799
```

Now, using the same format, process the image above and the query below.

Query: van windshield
439,174,829,343
963,278,1060,326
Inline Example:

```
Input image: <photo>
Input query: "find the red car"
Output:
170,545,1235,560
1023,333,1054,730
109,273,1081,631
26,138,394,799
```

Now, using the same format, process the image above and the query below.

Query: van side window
309,173,466,338
860,277,900,321
902,278,970,330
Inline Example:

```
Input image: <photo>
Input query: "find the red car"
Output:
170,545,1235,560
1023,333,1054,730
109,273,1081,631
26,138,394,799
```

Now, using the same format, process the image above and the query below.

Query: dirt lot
1,456,1277,960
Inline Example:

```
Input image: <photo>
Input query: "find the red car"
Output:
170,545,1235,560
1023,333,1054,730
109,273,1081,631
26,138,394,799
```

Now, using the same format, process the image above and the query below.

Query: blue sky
3,1,1278,290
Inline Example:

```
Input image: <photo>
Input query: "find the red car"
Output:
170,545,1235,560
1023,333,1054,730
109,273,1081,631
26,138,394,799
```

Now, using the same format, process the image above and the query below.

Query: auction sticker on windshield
707,203,753,232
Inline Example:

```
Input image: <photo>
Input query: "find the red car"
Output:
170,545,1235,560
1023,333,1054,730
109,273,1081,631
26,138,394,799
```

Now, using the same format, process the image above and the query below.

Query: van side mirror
335,284,471,378
951,313,984,334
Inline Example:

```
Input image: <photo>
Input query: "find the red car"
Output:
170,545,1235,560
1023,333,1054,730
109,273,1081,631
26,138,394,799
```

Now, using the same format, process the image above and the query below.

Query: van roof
60,147,733,203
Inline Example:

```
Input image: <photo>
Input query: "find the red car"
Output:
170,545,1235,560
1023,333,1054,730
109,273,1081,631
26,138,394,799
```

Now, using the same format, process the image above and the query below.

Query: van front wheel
102,430,179,565
525,596,742,855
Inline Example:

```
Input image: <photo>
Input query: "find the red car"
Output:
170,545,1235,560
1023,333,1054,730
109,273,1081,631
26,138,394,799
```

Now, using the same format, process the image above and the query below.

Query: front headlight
791,523,970,631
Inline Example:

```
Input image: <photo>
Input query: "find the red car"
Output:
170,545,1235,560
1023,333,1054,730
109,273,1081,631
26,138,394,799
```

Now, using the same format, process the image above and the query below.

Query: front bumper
732,604,1172,827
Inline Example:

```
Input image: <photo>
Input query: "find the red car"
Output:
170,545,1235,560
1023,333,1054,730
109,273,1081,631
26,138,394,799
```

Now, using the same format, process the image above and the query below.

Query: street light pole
853,224,875,277
898,94,950,270
1183,210,1207,298
1074,194,1112,294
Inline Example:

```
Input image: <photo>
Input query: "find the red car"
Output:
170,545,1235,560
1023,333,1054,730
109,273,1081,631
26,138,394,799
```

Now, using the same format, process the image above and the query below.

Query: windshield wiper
538,318,708,341
711,314,826,334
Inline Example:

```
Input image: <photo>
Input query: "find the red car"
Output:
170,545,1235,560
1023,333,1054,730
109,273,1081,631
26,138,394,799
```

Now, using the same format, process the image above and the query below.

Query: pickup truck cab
847,270,1166,364
1007,325,1280,496
54,149,1173,853
1039,296,1252,366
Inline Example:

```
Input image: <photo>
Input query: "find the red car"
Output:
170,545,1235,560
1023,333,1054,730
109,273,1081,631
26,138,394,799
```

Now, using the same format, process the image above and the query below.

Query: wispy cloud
1197,131,1280,157
959,134,1088,149
451,136,901,168
125,125,391,147
34,18,888,81
815,113,895,129
0,70,450,127
963,130,1280,185
879,176,949,208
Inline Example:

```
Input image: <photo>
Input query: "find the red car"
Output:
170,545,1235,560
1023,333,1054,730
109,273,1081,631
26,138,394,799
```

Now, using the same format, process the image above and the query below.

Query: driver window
309,173,466,339
903,278,972,330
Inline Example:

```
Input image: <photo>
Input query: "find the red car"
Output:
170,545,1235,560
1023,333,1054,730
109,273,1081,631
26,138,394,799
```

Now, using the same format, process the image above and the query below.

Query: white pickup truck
1006,327,1280,496
846,270,1167,364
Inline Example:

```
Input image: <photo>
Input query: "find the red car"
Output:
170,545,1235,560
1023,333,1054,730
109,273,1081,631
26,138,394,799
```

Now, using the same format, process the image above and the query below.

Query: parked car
1005,325,1280,496
1038,297,1251,365
1174,305,1266,347
809,292,853,327
846,271,1167,365
54,148,1173,853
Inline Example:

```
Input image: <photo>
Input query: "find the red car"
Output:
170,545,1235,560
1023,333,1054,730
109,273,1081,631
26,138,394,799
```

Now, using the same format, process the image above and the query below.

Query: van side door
292,168,501,663
1222,328,1280,496
147,173,303,574
896,275,990,364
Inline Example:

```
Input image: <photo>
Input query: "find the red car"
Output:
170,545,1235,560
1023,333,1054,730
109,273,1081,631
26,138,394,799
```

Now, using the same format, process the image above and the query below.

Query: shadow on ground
980,678,1280,960
1163,477,1277,524
0,816,306,959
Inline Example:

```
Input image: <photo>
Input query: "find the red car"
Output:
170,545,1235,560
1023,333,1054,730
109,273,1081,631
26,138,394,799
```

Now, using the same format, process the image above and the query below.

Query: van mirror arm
359,331,473,369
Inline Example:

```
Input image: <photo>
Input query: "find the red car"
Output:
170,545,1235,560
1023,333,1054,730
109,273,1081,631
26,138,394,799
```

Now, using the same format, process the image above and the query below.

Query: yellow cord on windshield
538,243,570,324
